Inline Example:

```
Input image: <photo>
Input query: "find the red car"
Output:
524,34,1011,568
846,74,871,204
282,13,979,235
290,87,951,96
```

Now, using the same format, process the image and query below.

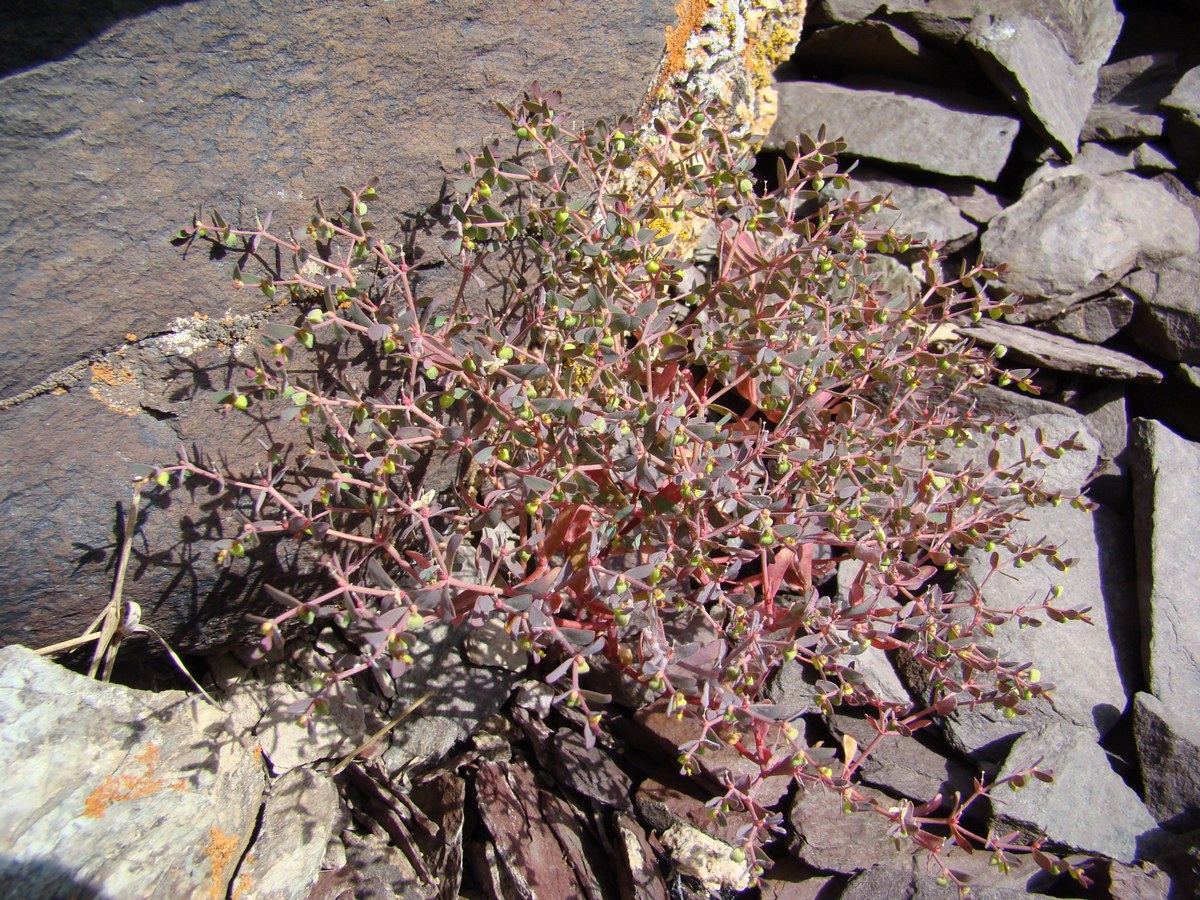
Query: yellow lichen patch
205,827,242,900
743,21,804,88
82,744,187,818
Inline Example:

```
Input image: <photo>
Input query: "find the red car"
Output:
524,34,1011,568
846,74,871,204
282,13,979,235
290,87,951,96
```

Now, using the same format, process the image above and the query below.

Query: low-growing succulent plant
164,85,1093,890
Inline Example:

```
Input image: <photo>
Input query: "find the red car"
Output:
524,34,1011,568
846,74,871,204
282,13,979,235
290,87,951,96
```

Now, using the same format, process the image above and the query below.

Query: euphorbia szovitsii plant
163,86,1091,889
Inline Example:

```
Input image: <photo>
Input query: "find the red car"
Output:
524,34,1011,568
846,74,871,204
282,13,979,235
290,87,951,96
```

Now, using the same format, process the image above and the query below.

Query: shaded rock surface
1133,691,1200,833
382,622,523,773
830,713,976,805
0,0,677,654
1083,52,1177,143
1125,251,1200,364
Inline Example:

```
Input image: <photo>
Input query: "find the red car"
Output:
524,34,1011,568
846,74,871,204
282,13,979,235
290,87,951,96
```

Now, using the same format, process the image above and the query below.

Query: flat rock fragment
0,646,266,899
768,80,1019,181
1130,419,1200,709
966,11,1121,157
957,320,1161,381
990,729,1158,864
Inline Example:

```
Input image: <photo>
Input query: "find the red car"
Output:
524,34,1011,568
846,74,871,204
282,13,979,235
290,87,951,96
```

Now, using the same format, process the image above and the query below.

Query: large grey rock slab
990,728,1158,864
1133,691,1200,832
0,0,675,653
232,767,339,900
965,7,1123,158
1126,252,1200,364
957,319,1161,381
883,0,1122,72
0,0,675,399
1130,419,1200,711
982,172,1200,321
768,79,1019,181
0,645,266,898
934,500,1140,759
905,416,1140,758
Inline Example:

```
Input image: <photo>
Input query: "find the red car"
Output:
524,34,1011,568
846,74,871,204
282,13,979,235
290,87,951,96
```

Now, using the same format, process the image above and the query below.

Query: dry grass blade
330,691,433,776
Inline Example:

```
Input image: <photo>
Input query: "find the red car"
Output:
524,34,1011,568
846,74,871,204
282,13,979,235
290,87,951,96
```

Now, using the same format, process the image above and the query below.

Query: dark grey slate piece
768,79,1019,181
1130,419,1200,711
991,728,1158,864
1133,691,1200,832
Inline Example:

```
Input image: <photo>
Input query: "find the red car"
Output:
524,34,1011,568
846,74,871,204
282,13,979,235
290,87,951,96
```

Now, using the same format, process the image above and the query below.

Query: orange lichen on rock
664,0,711,82
82,744,187,818
89,361,136,387
205,827,242,900
642,0,712,115
231,867,255,900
